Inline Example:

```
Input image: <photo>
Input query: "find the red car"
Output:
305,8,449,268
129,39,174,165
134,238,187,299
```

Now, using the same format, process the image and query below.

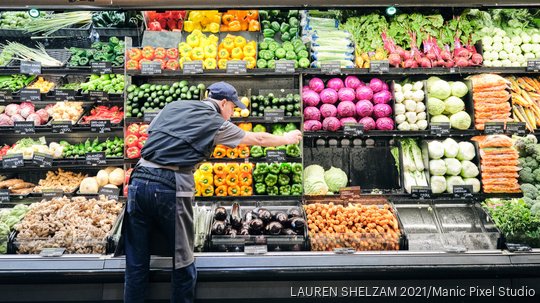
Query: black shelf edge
0,158,125,169
125,157,302,164
0,67,124,76
0,126,124,135
231,117,302,123
195,195,301,201
304,130,481,138
127,68,300,77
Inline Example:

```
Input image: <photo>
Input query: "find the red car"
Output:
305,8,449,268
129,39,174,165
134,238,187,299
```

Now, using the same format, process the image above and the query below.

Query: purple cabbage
369,78,385,93
304,120,322,131
320,104,337,118
309,78,325,93
337,101,356,117
373,103,393,118
355,86,373,101
319,88,338,104
355,100,374,118
322,117,341,131
337,87,356,102
327,77,345,91
302,90,321,107
376,117,395,130
344,76,362,89
372,90,393,104
303,106,321,121
340,117,357,127
358,116,376,131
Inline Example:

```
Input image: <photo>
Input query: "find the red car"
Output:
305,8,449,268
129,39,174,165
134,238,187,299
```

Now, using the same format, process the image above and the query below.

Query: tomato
166,48,178,60
125,134,139,148
127,48,142,61
165,60,179,70
154,47,166,59
127,123,140,136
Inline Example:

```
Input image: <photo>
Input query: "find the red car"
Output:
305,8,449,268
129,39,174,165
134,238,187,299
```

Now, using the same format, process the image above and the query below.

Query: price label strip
321,61,341,74
42,189,63,199
98,187,120,201
369,60,390,73
266,150,287,162
89,90,108,102
453,185,473,199
85,152,106,166
2,153,24,168
183,61,204,74
411,186,432,199
244,245,268,255
0,90,13,102
275,60,295,74
20,61,41,75
20,88,41,101
430,122,451,136
90,120,111,133
526,59,540,72
39,248,65,257
91,62,113,74
32,152,53,167
54,89,76,101
343,123,364,136
484,122,505,135
506,122,526,135
0,189,9,203
264,109,285,123
141,61,162,75
14,121,36,134
226,61,247,74
52,121,73,134
144,110,161,123
339,186,361,200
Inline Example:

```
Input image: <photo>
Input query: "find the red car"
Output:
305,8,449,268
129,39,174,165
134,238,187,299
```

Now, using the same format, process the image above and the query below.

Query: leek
25,11,92,36
1,42,62,67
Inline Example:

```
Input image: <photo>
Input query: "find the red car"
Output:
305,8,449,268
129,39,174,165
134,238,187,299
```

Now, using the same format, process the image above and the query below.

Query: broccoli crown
533,168,540,183
515,136,538,157
521,183,538,199
520,156,539,170
523,197,536,207
519,167,535,184
525,143,540,157
531,202,540,216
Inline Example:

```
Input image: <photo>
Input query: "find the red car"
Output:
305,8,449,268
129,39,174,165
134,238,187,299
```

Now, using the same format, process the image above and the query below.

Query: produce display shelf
0,158,125,169
126,68,302,77
230,117,302,123
124,157,303,164
304,129,482,138
0,126,124,134
195,195,301,202
0,67,125,76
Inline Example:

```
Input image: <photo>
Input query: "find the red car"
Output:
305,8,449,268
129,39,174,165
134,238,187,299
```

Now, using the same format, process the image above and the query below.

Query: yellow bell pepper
243,45,256,58
218,49,230,59
231,47,243,59
183,20,195,32
202,184,214,196
218,59,228,69
244,57,256,69
203,58,217,69
199,162,213,174
233,36,247,48
191,47,205,60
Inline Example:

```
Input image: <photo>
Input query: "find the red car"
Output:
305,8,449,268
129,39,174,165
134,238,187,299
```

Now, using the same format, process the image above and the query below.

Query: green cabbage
430,114,450,123
427,97,445,116
444,96,465,114
443,138,459,158
461,160,480,178
304,178,329,195
324,166,348,193
463,178,481,193
429,80,451,100
430,175,447,194
444,158,462,176
446,176,464,193
450,111,472,130
450,81,469,98
304,165,325,180
429,159,447,176
457,142,476,161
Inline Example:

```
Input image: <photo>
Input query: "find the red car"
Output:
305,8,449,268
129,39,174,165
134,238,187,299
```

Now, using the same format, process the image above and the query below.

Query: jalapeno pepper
216,185,227,196
239,172,252,186
226,147,238,159
213,145,226,158
255,183,266,194
228,185,241,196
214,174,226,187
213,163,227,175
225,173,238,187
238,145,250,158
202,184,214,196
226,163,240,174
240,185,253,196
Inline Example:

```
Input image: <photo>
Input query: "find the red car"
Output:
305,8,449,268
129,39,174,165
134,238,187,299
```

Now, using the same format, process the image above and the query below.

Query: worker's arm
239,130,302,147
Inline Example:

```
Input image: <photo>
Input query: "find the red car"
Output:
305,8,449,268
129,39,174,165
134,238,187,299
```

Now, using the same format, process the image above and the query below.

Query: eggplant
230,202,243,228
257,208,272,224
281,228,297,235
290,217,306,233
265,221,283,235
214,207,228,221
211,220,227,235
273,211,288,226
287,207,302,218
248,218,264,235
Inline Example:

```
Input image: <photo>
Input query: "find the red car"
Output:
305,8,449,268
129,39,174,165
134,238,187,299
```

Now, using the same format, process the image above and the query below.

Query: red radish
441,50,452,61
395,46,406,59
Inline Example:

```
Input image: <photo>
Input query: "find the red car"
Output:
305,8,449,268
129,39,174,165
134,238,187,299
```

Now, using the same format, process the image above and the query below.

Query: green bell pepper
267,185,279,196
281,32,291,41
255,163,269,174
275,48,286,59
286,144,301,157
291,163,303,174
298,57,310,68
279,185,291,196
288,27,298,37
285,50,296,61
259,10,269,20
253,124,266,133
256,59,267,68
250,146,264,158
284,123,297,132
253,173,264,184
292,172,302,184
270,21,280,32
291,184,302,195
268,42,279,52
267,59,276,69
278,174,290,186
280,162,292,174
272,124,284,134
280,22,290,34
263,28,276,38
297,49,309,59
265,173,278,186
255,183,267,194
289,17,299,28
259,41,269,50
268,163,281,175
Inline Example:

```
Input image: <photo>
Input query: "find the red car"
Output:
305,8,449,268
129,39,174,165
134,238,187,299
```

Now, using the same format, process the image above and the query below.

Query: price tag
526,59,540,72
343,123,364,136
85,152,106,166
20,88,41,101
453,185,473,199
506,243,533,252
275,60,295,73
183,61,203,74
0,189,9,203
20,61,41,75
42,189,63,199
506,122,526,135
89,90,108,102
226,61,247,74
0,90,13,102
141,61,162,75
39,248,65,257
266,150,286,162
264,109,284,122
449,67,457,73
411,186,432,199
484,122,505,134
244,245,267,255
91,62,113,74
369,60,390,73
321,61,341,74
333,247,355,254
430,122,451,135
51,121,72,134
14,121,36,134
32,152,53,167
98,187,120,201
144,109,161,123
54,89,75,101
90,120,111,133
339,186,361,200
2,153,24,168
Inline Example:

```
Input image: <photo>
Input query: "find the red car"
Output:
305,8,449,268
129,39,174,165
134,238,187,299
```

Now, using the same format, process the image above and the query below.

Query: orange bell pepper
220,25,229,32
246,10,258,21
238,145,250,158
236,10,248,21
213,163,227,175
213,145,226,158
216,185,227,196
239,163,252,173
228,185,241,196
226,163,240,174
226,147,239,159
228,20,241,31
214,174,226,187
248,20,260,31
222,13,234,25
240,185,253,196
237,122,252,131
202,184,214,196
225,173,238,187
199,162,213,174
239,172,252,186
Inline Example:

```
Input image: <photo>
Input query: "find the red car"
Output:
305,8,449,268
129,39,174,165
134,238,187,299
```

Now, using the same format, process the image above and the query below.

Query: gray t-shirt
199,100,246,147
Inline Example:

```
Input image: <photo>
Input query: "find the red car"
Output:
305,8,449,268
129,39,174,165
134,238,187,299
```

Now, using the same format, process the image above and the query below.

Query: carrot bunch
194,162,253,197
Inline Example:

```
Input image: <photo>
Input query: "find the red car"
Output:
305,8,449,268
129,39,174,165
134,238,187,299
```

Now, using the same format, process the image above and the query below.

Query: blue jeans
124,178,197,303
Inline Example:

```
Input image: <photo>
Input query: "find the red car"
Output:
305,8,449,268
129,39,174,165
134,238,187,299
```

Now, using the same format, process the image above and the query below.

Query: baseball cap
207,81,246,110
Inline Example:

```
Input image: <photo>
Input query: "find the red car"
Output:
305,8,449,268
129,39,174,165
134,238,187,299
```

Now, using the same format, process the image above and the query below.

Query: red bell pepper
165,60,179,70
153,58,166,70
142,46,155,60
127,123,140,136
126,59,140,70
127,48,142,61
148,21,162,31
125,135,139,148
139,124,149,135
154,47,166,59
166,48,178,60
137,136,147,149
127,146,141,159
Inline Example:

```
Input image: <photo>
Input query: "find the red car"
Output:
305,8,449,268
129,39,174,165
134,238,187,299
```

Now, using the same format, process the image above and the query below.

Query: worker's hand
284,130,302,144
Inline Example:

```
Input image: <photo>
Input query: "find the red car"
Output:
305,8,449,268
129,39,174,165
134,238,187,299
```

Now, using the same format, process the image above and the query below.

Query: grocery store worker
124,81,302,303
